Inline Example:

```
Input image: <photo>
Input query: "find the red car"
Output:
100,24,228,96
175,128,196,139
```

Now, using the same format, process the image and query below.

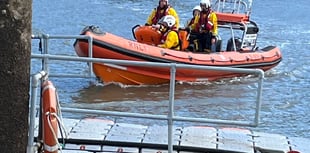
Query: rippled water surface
32,0,310,138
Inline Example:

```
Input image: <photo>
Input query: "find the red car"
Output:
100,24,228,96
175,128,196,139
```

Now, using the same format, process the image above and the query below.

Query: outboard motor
215,35,222,52
226,37,242,51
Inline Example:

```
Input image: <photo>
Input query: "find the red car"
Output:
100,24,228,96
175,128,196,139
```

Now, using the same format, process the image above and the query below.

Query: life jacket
160,28,180,50
152,5,171,24
160,28,189,51
195,9,214,33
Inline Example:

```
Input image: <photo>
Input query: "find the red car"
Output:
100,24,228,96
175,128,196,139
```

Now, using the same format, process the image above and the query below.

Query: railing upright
254,69,264,126
87,36,93,78
27,71,47,153
168,63,177,153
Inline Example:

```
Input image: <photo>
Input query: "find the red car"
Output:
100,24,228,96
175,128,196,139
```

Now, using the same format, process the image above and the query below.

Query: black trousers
188,32,213,52
188,32,199,52
197,32,212,52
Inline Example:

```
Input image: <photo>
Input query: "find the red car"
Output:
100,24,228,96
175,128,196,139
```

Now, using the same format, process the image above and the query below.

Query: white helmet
160,15,176,28
200,0,211,7
192,5,201,11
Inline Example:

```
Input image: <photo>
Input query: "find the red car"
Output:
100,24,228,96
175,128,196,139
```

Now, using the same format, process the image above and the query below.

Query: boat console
213,0,259,51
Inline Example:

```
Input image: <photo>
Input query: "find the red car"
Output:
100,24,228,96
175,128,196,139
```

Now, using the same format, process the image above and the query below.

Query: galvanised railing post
168,63,177,153
88,36,93,78
27,71,47,153
254,69,264,126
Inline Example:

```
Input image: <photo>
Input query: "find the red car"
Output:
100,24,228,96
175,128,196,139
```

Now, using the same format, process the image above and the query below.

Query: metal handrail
29,33,264,153
213,0,252,16
32,34,94,78
31,53,264,127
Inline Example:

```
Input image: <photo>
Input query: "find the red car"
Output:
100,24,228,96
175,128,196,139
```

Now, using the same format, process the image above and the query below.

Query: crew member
146,0,180,28
191,0,218,52
157,15,180,50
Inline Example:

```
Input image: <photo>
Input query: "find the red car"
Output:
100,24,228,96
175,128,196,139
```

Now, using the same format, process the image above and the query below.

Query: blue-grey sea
31,0,310,139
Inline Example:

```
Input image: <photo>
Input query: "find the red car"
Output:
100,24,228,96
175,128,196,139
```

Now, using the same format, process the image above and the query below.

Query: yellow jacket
190,11,218,36
158,30,180,50
146,6,180,28
185,18,195,29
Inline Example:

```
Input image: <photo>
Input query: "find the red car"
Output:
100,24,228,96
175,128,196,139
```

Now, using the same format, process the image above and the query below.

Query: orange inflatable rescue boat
73,24,281,85
73,1,282,85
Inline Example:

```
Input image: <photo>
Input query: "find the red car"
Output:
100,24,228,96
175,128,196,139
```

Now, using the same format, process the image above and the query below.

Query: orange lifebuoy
42,80,58,153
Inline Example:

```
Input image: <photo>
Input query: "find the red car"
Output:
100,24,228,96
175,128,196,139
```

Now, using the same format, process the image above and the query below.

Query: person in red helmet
146,0,180,28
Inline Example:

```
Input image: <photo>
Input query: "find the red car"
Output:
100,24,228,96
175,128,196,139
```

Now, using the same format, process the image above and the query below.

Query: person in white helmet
191,0,218,52
146,0,180,28
184,5,202,52
156,15,180,50
186,5,201,30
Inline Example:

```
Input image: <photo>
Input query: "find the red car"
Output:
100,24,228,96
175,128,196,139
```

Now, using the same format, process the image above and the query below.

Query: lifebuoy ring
42,81,58,153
